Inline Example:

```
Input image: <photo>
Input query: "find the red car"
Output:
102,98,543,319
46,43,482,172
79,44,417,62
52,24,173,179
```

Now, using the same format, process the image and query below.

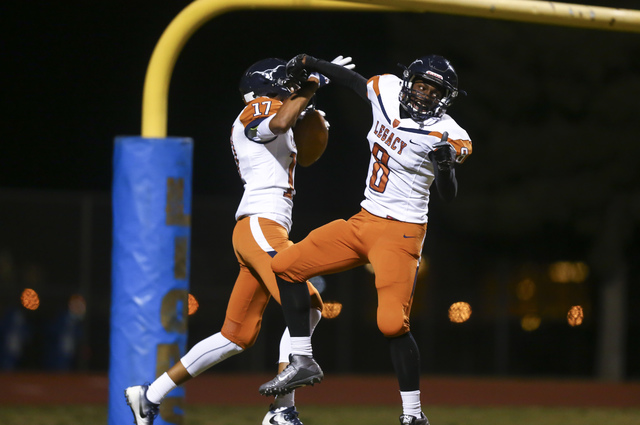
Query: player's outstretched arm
269,80,319,134
287,54,368,101
428,132,458,202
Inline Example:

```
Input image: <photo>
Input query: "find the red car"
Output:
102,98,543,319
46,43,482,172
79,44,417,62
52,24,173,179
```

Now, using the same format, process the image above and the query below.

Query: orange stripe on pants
221,216,322,349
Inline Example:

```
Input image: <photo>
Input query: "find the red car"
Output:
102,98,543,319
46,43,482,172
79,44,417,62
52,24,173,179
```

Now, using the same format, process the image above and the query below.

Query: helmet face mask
405,78,446,118
239,58,298,103
399,55,462,122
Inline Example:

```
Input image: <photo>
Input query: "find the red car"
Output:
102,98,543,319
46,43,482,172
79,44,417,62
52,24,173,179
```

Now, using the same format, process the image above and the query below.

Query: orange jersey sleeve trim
368,74,401,98
239,97,283,128
448,137,473,156
432,131,473,157
368,75,382,97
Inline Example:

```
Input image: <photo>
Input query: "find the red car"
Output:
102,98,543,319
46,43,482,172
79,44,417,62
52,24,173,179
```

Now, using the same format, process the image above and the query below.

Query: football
293,109,329,167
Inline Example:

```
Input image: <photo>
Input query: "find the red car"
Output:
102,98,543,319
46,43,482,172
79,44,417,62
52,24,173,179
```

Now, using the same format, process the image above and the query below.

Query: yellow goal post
140,0,640,139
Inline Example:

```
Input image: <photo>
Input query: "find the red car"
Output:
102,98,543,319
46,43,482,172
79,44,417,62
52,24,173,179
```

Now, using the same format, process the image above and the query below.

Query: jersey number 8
369,143,390,193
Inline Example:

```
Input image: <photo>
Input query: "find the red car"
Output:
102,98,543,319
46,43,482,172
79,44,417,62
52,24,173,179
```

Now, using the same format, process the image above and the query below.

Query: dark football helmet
239,58,297,103
399,55,465,122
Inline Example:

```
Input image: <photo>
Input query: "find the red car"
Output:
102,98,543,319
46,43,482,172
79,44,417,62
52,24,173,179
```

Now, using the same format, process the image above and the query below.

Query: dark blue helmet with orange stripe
399,55,465,122
239,58,297,104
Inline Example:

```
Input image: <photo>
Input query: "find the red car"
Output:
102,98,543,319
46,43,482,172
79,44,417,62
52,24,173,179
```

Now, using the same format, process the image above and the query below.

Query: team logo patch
393,119,400,128
250,65,285,81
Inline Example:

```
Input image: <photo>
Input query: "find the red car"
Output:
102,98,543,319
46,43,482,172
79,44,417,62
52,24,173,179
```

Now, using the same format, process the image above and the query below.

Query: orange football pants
272,208,426,338
221,216,323,349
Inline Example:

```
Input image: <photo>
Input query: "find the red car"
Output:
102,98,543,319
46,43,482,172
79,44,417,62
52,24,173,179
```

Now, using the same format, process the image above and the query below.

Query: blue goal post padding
109,136,193,425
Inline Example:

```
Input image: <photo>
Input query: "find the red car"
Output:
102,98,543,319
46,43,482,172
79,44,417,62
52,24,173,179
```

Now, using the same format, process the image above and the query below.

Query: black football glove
286,54,311,86
428,132,456,171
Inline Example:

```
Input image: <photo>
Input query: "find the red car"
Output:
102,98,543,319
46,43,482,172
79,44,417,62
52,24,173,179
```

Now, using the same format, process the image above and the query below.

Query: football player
258,54,473,425
125,56,353,425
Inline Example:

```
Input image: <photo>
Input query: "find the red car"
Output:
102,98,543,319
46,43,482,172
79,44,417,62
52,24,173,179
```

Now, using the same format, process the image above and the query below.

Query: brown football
293,109,328,167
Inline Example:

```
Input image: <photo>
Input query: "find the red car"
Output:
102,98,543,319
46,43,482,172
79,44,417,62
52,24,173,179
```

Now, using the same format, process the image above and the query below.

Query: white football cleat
125,384,160,425
262,405,304,425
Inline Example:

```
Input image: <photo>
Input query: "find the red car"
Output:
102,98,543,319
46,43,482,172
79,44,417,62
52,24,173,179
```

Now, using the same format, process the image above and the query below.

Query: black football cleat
258,354,323,396
399,412,429,425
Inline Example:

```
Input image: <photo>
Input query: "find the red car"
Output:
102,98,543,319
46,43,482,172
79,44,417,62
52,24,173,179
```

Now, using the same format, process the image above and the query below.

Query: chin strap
243,91,256,103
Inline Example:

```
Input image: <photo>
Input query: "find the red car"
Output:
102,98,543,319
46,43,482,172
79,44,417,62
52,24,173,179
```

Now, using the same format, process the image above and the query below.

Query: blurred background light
516,278,536,301
521,314,541,331
322,301,342,319
549,261,589,284
309,275,326,294
448,301,471,323
567,305,584,327
188,293,199,315
20,288,40,311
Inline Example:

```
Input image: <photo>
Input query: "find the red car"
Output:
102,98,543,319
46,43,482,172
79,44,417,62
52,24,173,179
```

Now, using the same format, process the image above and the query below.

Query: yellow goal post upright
109,1,640,425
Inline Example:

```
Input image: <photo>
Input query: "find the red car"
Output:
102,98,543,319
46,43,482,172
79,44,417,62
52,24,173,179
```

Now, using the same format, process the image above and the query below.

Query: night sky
2,1,636,192
2,0,640,374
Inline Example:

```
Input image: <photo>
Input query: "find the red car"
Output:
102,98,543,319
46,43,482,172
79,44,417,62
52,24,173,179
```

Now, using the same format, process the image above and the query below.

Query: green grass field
1,405,639,425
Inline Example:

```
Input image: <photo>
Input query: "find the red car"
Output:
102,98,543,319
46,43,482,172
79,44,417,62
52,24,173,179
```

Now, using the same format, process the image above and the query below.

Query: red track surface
1,373,639,407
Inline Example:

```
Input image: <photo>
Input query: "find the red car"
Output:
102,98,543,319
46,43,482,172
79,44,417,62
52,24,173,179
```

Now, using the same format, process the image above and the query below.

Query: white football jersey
360,74,473,224
230,96,297,233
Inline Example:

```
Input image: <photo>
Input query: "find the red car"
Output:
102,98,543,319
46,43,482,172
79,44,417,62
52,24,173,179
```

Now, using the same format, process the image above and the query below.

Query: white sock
278,328,292,364
279,309,322,363
310,308,322,333
147,372,176,404
400,390,422,418
290,337,313,356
